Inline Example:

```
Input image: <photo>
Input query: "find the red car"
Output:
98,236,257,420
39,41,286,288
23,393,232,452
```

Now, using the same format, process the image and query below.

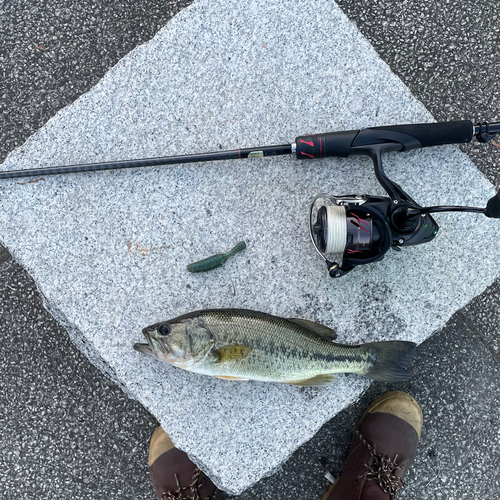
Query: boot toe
148,426,221,500
363,391,423,439
324,391,423,500
149,426,176,467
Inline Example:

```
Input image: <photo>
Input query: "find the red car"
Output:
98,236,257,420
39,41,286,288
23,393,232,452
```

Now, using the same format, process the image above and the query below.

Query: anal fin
216,375,249,381
287,374,336,386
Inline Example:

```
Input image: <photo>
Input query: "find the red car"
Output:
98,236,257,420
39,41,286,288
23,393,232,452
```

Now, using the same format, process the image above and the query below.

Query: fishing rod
2,119,500,277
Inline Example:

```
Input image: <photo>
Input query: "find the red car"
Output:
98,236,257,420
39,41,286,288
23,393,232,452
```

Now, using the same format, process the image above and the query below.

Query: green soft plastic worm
187,241,246,273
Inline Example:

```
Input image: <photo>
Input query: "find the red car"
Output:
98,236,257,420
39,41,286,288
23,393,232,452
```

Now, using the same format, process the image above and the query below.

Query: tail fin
227,241,246,257
362,341,417,382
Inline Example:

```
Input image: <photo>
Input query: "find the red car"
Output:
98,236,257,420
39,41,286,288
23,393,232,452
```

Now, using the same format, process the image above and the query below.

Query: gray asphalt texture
1,0,499,499
0,250,157,499
0,0,193,163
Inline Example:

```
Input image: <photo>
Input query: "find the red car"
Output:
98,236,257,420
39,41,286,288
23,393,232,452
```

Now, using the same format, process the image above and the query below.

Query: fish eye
158,324,170,336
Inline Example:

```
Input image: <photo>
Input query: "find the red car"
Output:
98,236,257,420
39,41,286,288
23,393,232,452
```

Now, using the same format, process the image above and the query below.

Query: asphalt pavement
1,1,499,499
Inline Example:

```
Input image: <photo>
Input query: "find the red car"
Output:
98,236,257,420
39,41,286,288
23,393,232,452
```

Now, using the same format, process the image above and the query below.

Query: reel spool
313,203,380,254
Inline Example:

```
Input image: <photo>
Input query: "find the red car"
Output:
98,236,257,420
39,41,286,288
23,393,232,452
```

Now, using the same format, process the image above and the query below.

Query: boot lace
356,429,405,499
161,467,219,500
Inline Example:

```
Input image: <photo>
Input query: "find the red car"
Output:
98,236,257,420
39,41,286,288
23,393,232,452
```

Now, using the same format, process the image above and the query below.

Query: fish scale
197,311,369,381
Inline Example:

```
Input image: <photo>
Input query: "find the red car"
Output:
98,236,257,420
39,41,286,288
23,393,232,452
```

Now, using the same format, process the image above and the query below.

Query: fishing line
324,205,347,253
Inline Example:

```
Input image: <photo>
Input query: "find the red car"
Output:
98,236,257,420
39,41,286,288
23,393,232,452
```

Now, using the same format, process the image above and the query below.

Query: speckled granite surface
0,0,499,494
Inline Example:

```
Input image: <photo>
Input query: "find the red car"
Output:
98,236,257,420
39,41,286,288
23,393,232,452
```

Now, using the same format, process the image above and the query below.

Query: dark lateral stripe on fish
271,342,364,364
323,352,365,364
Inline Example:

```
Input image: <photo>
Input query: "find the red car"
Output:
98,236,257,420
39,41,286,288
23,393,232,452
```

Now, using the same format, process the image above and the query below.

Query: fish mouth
133,342,155,356
142,324,157,338
134,326,168,358
133,328,153,356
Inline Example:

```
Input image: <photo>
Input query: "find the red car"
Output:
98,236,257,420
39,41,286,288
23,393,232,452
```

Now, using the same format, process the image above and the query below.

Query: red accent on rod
300,151,314,158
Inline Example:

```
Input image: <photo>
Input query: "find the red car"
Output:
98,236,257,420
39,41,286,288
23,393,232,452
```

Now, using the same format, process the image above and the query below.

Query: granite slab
1,0,499,493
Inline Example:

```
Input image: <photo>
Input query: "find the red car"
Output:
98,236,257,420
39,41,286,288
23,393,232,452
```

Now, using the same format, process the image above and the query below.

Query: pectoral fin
213,344,252,363
286,374,336,386
288,318,338,341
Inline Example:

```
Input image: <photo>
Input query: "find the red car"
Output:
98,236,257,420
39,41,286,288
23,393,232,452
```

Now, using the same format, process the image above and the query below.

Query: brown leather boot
323,391,423,500
149,426,222,500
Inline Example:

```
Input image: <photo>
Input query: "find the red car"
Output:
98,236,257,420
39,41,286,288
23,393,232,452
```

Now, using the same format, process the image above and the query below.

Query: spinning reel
306,121,500,277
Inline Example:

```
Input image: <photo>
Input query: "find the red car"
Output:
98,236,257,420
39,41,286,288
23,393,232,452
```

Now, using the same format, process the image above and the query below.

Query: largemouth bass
134,309,416,386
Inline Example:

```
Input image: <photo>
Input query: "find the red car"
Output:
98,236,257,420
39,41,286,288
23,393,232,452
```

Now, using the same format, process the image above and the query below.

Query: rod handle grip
295,120,474,159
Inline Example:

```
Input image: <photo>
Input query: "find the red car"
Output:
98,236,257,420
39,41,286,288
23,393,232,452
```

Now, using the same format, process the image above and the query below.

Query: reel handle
485,190,500,218
295,120,474,159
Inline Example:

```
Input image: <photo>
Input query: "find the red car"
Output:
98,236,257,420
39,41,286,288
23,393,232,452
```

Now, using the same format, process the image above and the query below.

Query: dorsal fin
213,344,252,363
286,374,336,386
288,318,337,341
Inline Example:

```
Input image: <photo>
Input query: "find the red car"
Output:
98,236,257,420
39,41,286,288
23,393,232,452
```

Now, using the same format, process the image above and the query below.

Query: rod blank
0,144,292,180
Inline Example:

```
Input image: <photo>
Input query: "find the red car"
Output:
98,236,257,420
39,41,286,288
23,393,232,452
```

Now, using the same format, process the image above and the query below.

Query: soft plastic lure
187,241,246,273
